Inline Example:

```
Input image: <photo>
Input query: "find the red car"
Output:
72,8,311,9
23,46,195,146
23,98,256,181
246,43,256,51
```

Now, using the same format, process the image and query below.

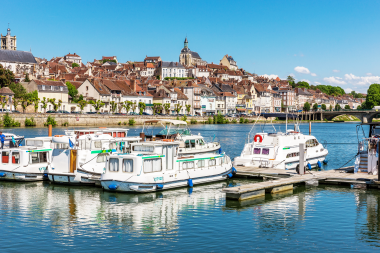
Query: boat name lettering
154,177,163,181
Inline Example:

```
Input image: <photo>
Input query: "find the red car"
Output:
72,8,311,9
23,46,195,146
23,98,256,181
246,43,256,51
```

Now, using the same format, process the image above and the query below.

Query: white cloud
315,82,321,85
262,74,278,79
345,88,353,93
323,76,347,85
333,69,340,73
294,66,310,74
344,73,380,86
311,73,317,76
300,79,311,83
366,73,372,76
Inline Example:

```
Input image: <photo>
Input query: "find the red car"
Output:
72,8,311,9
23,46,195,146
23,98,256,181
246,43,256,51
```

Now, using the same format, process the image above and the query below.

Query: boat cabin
65,128,129,139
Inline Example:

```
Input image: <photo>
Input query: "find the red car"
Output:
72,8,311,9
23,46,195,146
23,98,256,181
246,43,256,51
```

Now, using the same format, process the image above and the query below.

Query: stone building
179,37,206,67
219,54,238,70
64,53,82,65
1,27,17,50
0,49,37,76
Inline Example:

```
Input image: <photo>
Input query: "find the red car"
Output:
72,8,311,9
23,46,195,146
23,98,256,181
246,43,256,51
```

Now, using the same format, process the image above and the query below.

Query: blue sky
1,0,379,93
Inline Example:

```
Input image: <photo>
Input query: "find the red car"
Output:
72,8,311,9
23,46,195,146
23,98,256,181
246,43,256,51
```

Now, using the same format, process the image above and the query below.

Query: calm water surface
1,122,379,252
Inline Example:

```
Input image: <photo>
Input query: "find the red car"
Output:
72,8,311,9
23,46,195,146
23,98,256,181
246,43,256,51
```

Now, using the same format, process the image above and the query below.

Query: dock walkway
224,166,379,201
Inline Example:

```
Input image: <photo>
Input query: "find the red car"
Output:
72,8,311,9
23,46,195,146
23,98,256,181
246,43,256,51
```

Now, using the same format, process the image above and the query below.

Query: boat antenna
247,112,261,143
285,107,288,133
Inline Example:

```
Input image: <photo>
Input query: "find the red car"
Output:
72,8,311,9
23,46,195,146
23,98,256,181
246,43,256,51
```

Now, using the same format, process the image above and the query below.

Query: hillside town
0,27,366,115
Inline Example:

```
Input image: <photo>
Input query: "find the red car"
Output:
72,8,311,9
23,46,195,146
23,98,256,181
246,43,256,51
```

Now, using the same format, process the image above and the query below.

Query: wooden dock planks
224,166,378,201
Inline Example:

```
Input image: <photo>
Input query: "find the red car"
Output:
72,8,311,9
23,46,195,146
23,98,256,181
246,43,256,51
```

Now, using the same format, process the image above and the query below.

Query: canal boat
100,140,234,192
1,133,24,148
48,133,141,185
234,113,328,170
142,119,222,156
65,127,129,138
0,137,53,181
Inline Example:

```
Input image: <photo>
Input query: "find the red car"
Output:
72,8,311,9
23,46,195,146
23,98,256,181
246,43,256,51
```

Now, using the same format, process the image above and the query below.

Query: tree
21,98,32,113
174,103,182,114
313,103,318,110
24,73,30,82
66,81,78,101
57,99,62,111
9,82,27,99
131,102,137,114
303,102,311,112
321,104,326,110
153,103,162,115
124,101,133,114
287,75,295,83
49,98,58,111
357,105,362,110
345,105,351,110
163,103,171,114
77,100,87,113
89,100,105,113
362,83,380,109
41,97,48,113
72,63,80,68
297,81,310,89
12,98,19,112
32,98,40,113
24,90,38,101
0,64,15,87
335,104,341,111
138,102,146,115
118,102,124,113
0,96,8,111
110,101,117,113
350,90,364,98
185,104,191,114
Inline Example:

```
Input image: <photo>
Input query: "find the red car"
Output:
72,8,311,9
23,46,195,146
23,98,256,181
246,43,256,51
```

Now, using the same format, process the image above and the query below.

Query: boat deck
224,166,379,201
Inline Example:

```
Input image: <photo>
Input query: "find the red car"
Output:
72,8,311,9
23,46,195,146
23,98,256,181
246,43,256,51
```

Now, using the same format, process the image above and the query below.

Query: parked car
12,110,21,113
86,112,96,114
57,110,70,114
70,111,81,114
46,110,56,113
142,112,152,116
129,112,138,115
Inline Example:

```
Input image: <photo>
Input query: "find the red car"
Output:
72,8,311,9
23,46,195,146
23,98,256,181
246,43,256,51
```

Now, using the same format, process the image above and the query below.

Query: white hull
48,171,101,186
0,170,47,181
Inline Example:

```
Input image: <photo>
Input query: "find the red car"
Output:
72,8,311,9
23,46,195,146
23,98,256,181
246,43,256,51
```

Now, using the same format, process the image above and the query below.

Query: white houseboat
234,114,328,170
48,133,140,185
100,140,234,193
0,137,53,181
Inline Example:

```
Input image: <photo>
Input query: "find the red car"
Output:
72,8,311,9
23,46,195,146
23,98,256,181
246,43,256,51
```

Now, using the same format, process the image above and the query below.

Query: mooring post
309,121,311,135
48,125,52,137
299,143,305,175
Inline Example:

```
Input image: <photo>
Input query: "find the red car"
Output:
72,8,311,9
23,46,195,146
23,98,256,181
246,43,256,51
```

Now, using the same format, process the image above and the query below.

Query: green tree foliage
174,103,182,114
163,103,171,114
313,103,318,110
9,82,27,99
0,96,8,111
3,113,20,127
335,104,341,111
72,63,80,68
45,115,57,126
89,100,105,113
41,97,48,113
345,105,351,110
287,75,295,87
124,101,133,114
314,85,345,96
77,100,87,112
128,118,136,126
321,104,326,110
0,64,15,87
25,90,38,101
25,117,36,126
49,98,58,111
32,98,40,112
118,102,124,113
21,98,32,113
24,73,30,82
361,83,380,109
350,90,364,98
185,104,191,114
297,81,310,89
66,81,78,101
303,102,311,111
102,59,116,64
138,102,146,115
110,101,117,113
13,98,19,112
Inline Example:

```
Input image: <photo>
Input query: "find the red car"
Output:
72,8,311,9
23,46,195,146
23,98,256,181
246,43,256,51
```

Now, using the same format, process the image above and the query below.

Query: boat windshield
158,128,191,136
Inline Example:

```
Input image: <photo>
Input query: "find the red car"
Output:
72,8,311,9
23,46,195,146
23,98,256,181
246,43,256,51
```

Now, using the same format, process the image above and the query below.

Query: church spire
184,37,188,48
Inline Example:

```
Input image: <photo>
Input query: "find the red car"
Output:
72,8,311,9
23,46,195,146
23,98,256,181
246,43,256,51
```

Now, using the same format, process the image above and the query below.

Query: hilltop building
1,27,17,50
179,37,206,67
220,54,238,70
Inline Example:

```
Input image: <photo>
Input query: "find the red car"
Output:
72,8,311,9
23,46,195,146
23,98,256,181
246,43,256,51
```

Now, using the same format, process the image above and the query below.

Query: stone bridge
298,110,380,123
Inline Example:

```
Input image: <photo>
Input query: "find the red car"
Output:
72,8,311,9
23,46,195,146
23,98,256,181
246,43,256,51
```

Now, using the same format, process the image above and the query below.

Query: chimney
131,79,136,92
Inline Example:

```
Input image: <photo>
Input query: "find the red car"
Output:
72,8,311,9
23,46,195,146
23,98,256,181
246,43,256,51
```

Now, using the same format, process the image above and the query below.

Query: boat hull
0,170,46,182
48,172,101,186
101,168,234,193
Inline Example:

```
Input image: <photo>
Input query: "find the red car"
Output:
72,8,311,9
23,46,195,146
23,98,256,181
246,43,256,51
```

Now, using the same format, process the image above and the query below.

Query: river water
1,122,379,252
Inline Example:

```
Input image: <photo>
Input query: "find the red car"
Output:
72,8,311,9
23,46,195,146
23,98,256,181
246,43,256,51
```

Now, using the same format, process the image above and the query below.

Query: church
1,27,17,50
179,37,207,67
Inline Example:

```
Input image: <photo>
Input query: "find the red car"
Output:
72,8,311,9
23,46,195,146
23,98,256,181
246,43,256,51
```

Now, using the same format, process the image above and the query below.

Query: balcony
112,94,121,98
194,105,201,109
194,89,201,95
194,96,201,101
101,97,110,102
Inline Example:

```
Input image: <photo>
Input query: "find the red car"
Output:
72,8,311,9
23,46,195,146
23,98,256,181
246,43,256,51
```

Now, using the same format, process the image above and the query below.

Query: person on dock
0,131,5,149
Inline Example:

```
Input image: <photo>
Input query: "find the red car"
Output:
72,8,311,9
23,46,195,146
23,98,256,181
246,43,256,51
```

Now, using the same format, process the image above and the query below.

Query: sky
1,0,379,93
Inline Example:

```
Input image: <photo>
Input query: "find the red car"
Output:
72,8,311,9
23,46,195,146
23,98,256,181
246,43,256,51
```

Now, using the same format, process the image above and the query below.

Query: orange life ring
162,139,174,142
254,134,263,143
54,135,64,137
99,127,107,129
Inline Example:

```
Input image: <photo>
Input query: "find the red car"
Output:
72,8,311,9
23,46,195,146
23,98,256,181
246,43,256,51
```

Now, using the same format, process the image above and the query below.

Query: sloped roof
0,87,15,95
0,49,37,64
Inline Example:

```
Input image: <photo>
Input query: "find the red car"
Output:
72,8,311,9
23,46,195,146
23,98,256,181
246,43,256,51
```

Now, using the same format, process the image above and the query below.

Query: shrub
213,113,225,124
232,119,237,123
207,117,213,124
44,115,57,127
3,113,20,127
123,121,127,125
190,119,197,124
239,117,244,123
223,118,229,124
25,117,36,127
176,116,179,120
129,118,136,126
118,121,121,125
61,122,69,127
244,118,249,123
181,115,187,122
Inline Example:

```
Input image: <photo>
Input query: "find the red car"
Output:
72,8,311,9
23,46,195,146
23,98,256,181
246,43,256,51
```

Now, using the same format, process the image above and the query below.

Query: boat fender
254,134,263,143
108,184,118,190
0,172,5,177
43,173,48,178
156,184,164,190
187,179,193,187
317,161,322,168
307,163,312,170
219,147,222,154
227,173,233,178
323,160,328,164
232,167,237,175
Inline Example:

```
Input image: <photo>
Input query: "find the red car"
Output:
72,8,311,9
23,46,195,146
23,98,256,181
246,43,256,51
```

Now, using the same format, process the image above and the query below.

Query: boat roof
132,141,180,146
77,134,114,141
143,119,187,125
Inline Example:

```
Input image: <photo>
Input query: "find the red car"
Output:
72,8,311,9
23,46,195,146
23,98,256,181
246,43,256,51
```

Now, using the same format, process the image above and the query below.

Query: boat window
306,139,319,148
122,159,133,172
217,158,221,165
12,152,20,164
253,148,261,154
199,139,205,145
190,140,196,148
30,152,48,164
2,151,9,163
144,158,161,173
109,142,116,150
209,159,216,166
286,152,300,158
26,140,43,147
55,143,69,149
182,161,194,170
97,154,108,163
109,158,119,172
134,145,154,152
93,141,102,149
185,140,190,148
197,160,205,168
262,149,270,155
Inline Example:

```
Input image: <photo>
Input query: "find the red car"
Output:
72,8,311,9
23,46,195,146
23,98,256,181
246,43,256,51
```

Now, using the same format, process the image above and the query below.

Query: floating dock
224,166,379,201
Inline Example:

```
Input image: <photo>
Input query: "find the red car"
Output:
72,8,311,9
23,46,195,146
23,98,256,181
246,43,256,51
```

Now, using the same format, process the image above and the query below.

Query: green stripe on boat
177,155,223,162
91,149,116,154
142,155,165,159
27,149,52,152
